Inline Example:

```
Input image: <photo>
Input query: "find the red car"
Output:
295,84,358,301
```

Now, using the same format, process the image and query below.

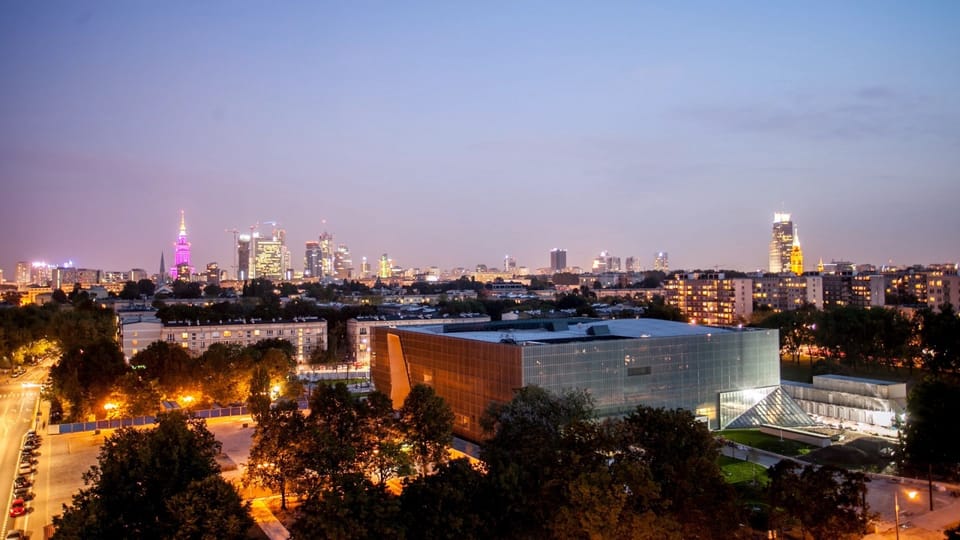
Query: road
1,366,44,539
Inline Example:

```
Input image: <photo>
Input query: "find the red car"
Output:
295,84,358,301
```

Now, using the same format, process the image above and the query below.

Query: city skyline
2,3,959,277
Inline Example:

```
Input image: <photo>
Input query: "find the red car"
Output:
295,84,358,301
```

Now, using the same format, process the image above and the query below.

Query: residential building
120,316,327,364
371,318,808,441
654,251,669,273
15,262,30,286
822,274,885,308
753,275,823,311
663,273,753,326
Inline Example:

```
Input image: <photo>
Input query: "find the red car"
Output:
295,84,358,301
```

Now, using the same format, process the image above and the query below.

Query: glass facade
372,322,782,440
522,330,780,429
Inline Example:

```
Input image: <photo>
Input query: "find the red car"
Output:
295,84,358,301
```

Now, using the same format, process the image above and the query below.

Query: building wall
753,275,823,311
371,328,523,442
371,325,781,440
347,315,490,372
664,274,753,325
520,330,780,429
120,318,329,364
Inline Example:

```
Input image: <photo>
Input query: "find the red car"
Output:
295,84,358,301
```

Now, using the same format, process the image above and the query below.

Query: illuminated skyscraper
319,231,334,278
334,244,353,279
170,210,194,280
550,248,567,272
237,234,252,280
378,254,391,279
304,241,321,278
15,261,30,286
768,213,795,274
789,230,804,276
654,252,669,273
252,225,289,282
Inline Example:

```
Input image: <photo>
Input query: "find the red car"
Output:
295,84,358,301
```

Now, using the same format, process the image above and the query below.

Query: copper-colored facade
371,326,522,442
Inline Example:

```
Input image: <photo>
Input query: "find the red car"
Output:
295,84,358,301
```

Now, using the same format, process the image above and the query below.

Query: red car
9,498,26,518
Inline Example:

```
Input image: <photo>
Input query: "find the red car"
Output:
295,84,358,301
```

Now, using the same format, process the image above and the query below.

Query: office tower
360,257,371,278
15,262,30,286
504,255,517,273
304,241,322,278
252,225,288,282
204,262,221,285
319,231,334,278
769,213,795,274
592,251,621,273
237,234,252,280
334,244,353,279
378,254,391,279
169,211,194,280
654,252,669,273
30,262,52,286
550,248,567,272
789,230,804,276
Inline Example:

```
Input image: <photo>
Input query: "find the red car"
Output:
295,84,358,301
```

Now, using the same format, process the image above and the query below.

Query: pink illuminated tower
170,210,194,280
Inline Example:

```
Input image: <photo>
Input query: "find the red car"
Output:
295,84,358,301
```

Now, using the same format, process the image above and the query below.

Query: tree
917,304,960,373
119,281,140,300
166,476,254,540
617,406,740,538
133,341,194,397
203,284,222,298
137,278,156,298
53,411,246,540
766,461,870,539
400,459,486,540
52,288,68,303
247,365,272,423
903,377,960,482
245,399,307,510
291,473,402,540
399,384,455,477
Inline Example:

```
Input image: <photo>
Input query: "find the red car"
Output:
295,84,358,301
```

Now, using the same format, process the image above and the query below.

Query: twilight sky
2,2,959,279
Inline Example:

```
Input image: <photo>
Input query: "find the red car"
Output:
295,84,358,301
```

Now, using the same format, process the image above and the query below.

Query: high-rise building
237,234,252,280
789,230,804,276
663,273,753,326
592,251,621,273
504,255,517,273
334,244,353,279
304,241,322,278
654,252,669,273
769,213,795,274
378,254,391,279
319,231,335,278
30,262,53,287
204,262,221,285
252,226,289,282
550,249,567,272
170,210,194,281
360,257,371,278
15,262,30,286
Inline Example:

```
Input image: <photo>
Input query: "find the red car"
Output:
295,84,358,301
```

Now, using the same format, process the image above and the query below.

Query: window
627,366,652,376
223,330,232,337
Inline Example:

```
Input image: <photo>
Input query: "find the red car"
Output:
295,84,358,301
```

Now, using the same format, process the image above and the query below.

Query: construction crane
225,228,239,279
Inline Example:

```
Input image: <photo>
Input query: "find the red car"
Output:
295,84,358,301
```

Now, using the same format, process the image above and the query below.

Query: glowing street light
894,489,918,540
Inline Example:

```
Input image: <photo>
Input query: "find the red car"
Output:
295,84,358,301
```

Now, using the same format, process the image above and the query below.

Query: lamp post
894,489,918,540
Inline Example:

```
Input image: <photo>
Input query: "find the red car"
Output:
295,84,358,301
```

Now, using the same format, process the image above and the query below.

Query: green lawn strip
719,429,813,457
719,455,769,486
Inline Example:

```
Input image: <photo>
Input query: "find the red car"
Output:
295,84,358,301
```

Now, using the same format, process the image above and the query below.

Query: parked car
5,529,24,540
14,476,31,488
9,498,26,518
13,488,34,501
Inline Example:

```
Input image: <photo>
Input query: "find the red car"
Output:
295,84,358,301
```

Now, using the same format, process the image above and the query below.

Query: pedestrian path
250,498,290,540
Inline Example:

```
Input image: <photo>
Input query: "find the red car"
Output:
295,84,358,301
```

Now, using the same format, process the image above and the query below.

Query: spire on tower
179,209,187,235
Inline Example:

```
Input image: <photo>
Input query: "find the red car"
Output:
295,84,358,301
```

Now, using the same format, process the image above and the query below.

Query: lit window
223,330,232,337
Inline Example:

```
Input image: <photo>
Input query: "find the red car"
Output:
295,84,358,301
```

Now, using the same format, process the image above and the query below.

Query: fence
51,404,251,434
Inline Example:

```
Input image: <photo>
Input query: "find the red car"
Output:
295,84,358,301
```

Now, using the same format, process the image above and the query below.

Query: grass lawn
719,455,769,486
720,429,813,457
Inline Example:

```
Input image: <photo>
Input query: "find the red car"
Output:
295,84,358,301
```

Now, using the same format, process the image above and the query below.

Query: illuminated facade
654,251,669,273
171,210,194,280
372,318,805,441
789,231,804,276
237,234,252,280
120,315,327,364
768,213,795,274
15,262,30,286
753,275,823,311
251,225,290,281
304,241,322,278
347,314,490,374
822,274,885,308
663,273,753,325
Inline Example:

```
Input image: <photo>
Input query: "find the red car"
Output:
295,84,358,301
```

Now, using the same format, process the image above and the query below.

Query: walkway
250,498,290,540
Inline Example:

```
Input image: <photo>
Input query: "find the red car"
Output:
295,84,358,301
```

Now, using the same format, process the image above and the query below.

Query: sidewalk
249,499,290,540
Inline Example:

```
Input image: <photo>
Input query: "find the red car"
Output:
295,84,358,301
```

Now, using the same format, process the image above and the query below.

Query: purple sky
2,2,959,279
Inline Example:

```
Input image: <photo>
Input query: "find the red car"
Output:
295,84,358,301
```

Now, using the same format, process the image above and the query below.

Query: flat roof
393,318,752,345
813,374,904,387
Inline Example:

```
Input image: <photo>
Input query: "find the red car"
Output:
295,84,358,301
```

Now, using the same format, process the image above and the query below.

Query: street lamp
894,489,918,540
